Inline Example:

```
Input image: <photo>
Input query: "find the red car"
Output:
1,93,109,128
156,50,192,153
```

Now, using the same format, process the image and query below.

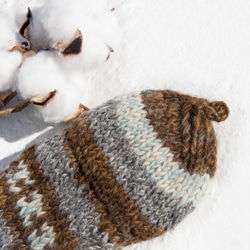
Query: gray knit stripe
35,135,114,250
88,100,194,231
0,211,14,250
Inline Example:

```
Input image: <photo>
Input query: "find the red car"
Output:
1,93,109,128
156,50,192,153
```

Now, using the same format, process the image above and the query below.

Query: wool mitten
0,89,229,249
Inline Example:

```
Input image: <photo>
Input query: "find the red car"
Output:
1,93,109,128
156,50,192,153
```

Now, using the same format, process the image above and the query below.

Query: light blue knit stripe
16,191,45,227
28,223,56,249
115,93,210,206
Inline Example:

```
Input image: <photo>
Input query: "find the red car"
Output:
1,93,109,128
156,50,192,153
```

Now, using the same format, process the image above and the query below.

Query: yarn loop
203,101,229,122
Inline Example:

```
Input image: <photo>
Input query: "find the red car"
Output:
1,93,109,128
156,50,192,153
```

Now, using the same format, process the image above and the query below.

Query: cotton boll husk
14,0,46,30
14,1,49,51
39,85,83,123
59,34,111,70
17,51,66,99
0,51,22,91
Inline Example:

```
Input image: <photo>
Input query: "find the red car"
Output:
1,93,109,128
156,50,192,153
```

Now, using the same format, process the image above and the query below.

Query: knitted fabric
0,89,229,249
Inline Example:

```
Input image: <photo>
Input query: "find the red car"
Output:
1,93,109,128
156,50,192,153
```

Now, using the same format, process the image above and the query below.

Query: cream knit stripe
5,161,56,249
115,93,210,206
88,100,193,231
0,211,14,249
35,134,114,250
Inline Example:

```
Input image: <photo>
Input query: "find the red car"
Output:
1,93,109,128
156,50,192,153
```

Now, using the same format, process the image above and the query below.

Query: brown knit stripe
141,89,217,177
0,147,79,249
63,114,164,248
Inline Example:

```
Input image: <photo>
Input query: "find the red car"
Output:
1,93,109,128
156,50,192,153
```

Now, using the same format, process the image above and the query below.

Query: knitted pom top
0,89,229,249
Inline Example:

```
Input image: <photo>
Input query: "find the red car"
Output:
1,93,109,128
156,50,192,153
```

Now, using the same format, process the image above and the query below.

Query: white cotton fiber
0,15,17,49
0,12,22,91
40,85,83,123
17,50,89,123
0,51,21,91
17,51,66,99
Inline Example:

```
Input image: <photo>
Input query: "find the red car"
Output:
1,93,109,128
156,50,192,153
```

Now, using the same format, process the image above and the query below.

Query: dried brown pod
19,7,32,40
0,90,58,117
0,100,30,115
9,8,37,63
55,29,83,57
64,103,89,123
0,90,17,109
107,45,114,52
31,90,58,108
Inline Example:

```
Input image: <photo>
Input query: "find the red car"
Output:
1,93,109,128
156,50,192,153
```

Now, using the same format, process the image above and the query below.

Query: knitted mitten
0,89,229,249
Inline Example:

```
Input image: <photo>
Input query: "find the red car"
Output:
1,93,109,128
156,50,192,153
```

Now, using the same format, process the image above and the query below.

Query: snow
1,0,250,249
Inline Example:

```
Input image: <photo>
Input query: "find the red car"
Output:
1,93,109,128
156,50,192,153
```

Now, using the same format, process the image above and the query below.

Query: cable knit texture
0,89,229,249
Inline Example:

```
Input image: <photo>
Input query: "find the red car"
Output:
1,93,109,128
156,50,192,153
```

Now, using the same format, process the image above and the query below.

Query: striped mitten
0,89,229,249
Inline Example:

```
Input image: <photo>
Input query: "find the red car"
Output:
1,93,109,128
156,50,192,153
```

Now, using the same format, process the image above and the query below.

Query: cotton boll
17,51,66,99
30,0,121,69
37,0,91,45
0,15,18,49
17,49,85,123
39,85,83,123
0,51,22,91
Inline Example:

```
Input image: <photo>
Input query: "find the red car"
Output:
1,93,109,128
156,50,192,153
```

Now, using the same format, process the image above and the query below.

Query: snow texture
1,0,250,250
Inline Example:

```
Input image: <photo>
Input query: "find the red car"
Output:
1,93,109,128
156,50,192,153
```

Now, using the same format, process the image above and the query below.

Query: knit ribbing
35,135,113,250
87,99,194,230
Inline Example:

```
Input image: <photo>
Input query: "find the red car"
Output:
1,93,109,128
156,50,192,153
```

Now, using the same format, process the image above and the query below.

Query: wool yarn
0,89,229,249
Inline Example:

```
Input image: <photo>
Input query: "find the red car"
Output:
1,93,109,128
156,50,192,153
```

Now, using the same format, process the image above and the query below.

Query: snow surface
1,0,250,249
